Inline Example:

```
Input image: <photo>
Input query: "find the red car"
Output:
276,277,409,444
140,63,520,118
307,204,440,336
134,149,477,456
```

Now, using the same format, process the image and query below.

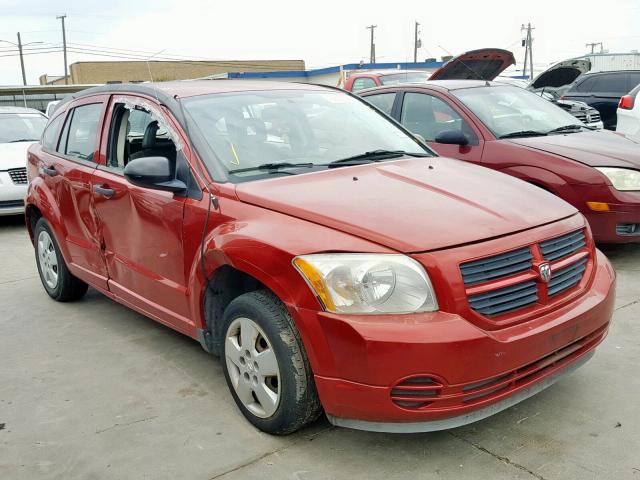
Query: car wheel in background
221,290,322,435
34,218,88,302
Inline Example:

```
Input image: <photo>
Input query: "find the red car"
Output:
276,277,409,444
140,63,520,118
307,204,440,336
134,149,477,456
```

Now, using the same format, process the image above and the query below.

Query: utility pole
366,25,377,63
0,35,42,86
586,42,603,54
57,14,68,84
413,21,421,63
16,32,26,86
521,23,534,80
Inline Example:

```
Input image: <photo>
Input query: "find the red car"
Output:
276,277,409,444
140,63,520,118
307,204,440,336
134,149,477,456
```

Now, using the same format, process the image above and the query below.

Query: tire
34,218,88,302
221,290,322,435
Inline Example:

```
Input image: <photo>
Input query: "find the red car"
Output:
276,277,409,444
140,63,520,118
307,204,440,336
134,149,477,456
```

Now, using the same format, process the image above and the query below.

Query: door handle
42,165,57,177
93,185,115,198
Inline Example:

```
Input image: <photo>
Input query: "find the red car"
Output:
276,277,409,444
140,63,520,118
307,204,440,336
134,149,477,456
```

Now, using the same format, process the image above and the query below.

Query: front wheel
221,290,321,435
34,218,88,302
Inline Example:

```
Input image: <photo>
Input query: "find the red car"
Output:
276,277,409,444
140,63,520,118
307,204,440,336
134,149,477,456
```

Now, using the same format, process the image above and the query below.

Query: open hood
429,48,516,81
234,157,576,253
529,58,591,90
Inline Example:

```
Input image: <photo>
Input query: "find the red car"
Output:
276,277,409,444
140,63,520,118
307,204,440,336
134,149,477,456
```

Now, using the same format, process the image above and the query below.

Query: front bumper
0,171,27,216
304,250,615,431
584,202,640,243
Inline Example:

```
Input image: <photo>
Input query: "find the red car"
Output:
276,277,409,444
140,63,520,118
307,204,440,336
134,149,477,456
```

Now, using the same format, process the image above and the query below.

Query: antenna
145,49,166,102
437,45,488,81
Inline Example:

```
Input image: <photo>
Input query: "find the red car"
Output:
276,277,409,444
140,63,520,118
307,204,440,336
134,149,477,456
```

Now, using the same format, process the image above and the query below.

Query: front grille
572,110,601,124
617,223,640,236
8,167,28,184
588,111,601,122
0,199,24,209
468,280,538,316
459,229,589,320
548,258,588,297
539,230,586,261
460,247,532,286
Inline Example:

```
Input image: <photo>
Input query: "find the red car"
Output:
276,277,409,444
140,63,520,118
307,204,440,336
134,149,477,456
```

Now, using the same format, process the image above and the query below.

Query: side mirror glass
434,130,469,146
123,156,187,193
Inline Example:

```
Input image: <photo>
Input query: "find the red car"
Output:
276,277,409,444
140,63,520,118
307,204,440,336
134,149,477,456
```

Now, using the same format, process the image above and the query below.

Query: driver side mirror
123,156,187,193
434,130,469,146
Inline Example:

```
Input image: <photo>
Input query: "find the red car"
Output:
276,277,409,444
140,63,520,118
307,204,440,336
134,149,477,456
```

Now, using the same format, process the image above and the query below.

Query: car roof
64,80,332,102
580,70,640,76
358,79,504,94
0,106,45,115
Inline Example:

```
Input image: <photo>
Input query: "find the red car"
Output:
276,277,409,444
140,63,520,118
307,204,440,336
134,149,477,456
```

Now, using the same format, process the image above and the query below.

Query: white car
616,83,640,139
0,107,47,215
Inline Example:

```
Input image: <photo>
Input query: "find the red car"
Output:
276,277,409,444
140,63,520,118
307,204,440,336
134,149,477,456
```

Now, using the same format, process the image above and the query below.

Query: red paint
361,83,640,243
25,82,615,427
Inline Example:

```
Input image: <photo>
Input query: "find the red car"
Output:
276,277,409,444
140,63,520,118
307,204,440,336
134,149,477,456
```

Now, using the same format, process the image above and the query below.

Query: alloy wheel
37,230,58,290
225,317,281,418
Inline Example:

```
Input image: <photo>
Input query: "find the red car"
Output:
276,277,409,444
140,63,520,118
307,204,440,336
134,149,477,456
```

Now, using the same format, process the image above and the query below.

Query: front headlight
595,167,640,191
293,253,438,314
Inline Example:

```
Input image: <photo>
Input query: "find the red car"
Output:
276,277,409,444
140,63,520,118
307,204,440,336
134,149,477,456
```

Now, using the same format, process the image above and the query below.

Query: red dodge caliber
26,81,615,434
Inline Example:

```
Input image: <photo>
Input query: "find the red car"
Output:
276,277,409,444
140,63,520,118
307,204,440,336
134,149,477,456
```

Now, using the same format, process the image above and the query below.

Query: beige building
40,59,305,85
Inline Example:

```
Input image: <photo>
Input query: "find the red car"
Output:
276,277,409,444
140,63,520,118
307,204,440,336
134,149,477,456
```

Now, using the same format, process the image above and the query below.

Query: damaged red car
26,81,615,434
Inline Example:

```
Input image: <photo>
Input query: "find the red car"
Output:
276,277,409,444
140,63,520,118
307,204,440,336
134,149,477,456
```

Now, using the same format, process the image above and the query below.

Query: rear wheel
34,218,88,302
221,290,321,435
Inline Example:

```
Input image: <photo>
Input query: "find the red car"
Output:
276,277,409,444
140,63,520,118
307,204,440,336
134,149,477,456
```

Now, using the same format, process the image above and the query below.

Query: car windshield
183,89,432,180
380,72,430,85
0,113,47,143
452,85,582,138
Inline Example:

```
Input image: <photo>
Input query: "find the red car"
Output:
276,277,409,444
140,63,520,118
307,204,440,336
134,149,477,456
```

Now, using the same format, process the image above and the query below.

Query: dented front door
91,94,191,333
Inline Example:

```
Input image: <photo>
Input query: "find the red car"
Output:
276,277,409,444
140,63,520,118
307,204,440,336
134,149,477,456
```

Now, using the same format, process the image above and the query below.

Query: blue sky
1,0,639,85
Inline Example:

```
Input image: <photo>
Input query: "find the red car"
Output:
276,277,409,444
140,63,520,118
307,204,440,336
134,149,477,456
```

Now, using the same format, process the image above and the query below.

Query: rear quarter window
41,114,64,151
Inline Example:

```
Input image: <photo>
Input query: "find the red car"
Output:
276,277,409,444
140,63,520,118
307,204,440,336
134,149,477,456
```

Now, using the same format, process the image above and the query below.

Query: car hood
0,141,34,170
529,58,591,90
234,157,576,253
507,130,640,168
429,48,516,81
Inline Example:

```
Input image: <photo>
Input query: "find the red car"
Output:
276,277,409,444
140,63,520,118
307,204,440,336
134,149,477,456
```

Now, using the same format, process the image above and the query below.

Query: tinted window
365,93,396,115
401,92,477,143
593,73,627,94
351,77,377,91
59,103,102,162
627,72,640,93
41,115,64,150
573,76,597,92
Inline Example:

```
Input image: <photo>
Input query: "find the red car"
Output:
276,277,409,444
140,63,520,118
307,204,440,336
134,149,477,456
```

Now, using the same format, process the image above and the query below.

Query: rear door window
57,103,102,162
365,93,396,115
594,73,627,94
626,72,640,93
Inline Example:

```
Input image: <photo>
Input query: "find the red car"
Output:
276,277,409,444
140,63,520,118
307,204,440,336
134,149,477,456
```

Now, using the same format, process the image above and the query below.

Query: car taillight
619,95,634,110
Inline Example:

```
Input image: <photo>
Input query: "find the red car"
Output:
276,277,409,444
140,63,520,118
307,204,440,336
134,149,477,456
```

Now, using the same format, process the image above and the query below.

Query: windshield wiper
499,130,548,139
228,162,315,175
546,124,584,134
327,150,429,168
8,138,39,143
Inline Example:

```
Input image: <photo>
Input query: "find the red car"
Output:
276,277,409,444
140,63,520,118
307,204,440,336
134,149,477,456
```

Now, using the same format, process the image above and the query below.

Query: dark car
359,81,640,243
561,70,640,130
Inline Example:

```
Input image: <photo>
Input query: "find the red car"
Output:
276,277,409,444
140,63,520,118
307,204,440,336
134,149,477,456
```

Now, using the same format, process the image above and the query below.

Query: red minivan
26,81,615,434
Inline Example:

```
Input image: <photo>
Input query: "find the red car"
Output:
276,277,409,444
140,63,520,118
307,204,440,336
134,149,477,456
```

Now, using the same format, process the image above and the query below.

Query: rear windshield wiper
546,124,584,134
228,162,315,175
499,130,548,139
326,150,430,168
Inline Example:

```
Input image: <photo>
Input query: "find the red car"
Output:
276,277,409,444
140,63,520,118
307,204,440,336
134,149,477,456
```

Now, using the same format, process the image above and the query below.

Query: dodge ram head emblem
539,263,552,283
